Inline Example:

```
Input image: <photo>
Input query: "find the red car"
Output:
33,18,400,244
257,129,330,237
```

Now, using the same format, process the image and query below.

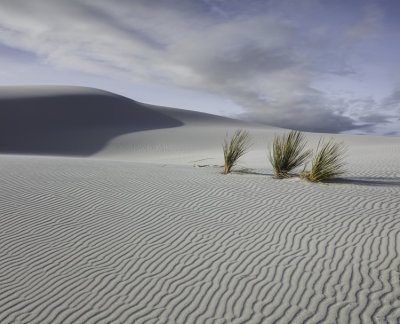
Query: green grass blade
305,138,347,182
268,130,311,178
223,129,252,174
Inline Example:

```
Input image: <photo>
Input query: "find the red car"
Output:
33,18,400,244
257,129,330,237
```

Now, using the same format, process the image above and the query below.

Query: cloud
382,88,400,111
345,2,384,43
339,87,400,135
0,0,398,134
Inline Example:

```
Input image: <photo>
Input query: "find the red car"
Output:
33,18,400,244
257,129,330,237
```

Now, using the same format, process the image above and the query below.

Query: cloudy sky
0,0,399,135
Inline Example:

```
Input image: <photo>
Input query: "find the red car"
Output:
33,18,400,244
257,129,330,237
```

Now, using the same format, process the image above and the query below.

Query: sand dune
0,85,273,163
0,86,399,323
0,86,184,156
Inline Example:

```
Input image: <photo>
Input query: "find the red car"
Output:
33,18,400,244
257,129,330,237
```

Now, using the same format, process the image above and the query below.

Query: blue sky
0,0,399,135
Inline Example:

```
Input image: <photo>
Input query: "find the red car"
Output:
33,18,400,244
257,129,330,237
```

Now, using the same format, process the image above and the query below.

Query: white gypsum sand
0,86,399,323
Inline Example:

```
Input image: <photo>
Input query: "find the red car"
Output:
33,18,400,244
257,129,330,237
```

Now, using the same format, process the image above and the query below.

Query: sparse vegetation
223,129,252,174
268,130,312,178
301,138,346,182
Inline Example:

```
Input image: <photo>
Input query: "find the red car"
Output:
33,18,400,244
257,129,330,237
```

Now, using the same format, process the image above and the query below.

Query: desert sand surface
0,86,399,323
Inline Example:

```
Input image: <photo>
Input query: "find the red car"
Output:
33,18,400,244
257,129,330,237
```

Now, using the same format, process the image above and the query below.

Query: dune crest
0,86,186,156
0,85,266,162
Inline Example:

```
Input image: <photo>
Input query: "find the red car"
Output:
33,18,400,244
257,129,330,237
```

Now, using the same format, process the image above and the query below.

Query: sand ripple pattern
0,156,399,323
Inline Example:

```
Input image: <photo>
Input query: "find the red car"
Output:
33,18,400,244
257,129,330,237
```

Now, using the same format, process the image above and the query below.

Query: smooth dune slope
0,86,399,323
0,86,185,156
0,85,278,164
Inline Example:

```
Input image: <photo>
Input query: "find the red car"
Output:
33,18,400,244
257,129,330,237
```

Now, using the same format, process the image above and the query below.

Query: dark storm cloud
237,91,362,133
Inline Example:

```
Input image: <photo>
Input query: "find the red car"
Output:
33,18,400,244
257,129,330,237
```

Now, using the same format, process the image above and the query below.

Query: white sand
0,86,399,323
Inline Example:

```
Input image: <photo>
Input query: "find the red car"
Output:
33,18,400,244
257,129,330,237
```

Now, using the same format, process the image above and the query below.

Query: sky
0,0,399,136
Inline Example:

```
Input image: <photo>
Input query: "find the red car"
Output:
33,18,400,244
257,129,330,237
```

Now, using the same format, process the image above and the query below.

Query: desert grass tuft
268,130,311,178
223,129,252,174
302,138,346,182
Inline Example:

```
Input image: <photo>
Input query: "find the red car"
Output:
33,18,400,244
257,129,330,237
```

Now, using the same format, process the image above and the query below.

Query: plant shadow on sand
232,168,275,177
329,176,400,187
228,168,400,187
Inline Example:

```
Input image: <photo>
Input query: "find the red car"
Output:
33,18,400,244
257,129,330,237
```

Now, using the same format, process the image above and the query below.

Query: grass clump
301,138,346,182
268,130,311,178
223,129,252,174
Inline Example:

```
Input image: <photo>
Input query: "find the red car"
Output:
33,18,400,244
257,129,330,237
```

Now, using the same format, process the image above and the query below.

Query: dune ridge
0,86,241,157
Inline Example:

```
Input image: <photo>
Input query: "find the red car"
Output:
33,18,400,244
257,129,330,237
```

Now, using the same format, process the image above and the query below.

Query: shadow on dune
0,92,183,156
233,168,274,176
225,170,400,187
328,177,400,187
